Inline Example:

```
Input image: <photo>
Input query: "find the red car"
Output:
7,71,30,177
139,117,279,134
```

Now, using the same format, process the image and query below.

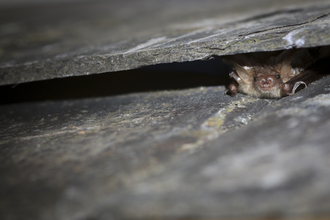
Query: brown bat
223,47,330,98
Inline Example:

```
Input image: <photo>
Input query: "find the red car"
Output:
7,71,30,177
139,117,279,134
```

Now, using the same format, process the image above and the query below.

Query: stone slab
1,75,330,219
1,0,330,85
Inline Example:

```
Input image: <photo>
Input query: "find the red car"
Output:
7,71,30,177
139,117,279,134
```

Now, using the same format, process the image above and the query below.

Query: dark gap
0,56,231,105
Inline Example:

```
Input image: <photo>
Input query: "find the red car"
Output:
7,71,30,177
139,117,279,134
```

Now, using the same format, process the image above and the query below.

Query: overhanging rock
0,0,330,85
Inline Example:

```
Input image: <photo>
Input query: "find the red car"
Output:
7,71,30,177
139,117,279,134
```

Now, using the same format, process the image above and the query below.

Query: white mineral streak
124,36,167,54
187,32,222,44
283,29,306,48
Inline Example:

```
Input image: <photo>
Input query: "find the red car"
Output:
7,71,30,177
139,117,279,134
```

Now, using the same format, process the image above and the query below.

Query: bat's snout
258,75,276,89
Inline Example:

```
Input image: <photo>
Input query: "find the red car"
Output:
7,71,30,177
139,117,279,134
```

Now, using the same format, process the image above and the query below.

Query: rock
1,0,330,85
1,75,330,219
1,0,330,219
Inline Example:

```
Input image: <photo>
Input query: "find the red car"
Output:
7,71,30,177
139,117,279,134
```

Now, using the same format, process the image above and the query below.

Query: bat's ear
274,50,296,64
233,62,253,85
280,60,293,82
280,49,314,82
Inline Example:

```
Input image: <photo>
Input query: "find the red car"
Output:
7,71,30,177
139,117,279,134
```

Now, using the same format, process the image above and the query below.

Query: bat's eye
275,74,281,79
253,77,258,82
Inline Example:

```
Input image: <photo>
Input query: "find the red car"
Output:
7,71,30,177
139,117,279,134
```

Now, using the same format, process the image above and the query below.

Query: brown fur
223,48,328,98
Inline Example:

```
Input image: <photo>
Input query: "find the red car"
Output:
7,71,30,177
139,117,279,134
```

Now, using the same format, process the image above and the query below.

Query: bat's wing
222,55,254,85
289,49,315,68
271,49,315,83
232,62,253,85
316,46,330,60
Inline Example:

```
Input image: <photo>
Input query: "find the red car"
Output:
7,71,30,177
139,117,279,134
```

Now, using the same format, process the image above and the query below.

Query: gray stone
98,76,330,219
2,75,330,219
2,1,330,219
1,0,330,85
0,84,275,219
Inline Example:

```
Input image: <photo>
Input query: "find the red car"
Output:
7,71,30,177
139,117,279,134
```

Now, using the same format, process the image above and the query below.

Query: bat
223,47,330,98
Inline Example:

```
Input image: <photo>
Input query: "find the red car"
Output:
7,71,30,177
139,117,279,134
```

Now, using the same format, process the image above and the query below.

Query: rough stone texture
101,77,330,219
2,1,330,220
1,0,330,85
2,75,330,219
0,85,273,219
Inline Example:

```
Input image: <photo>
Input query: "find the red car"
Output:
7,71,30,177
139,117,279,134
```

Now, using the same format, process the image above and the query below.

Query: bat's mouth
251,86,281,98
257,85,283,98
259,87,277,93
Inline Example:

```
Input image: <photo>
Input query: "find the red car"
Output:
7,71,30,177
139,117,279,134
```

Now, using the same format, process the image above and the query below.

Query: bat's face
230,64,285,98
251,66,284,98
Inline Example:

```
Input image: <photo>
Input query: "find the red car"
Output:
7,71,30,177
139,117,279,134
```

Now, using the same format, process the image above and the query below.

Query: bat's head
251,66,285,98
225,49,314,98
232,64,285,98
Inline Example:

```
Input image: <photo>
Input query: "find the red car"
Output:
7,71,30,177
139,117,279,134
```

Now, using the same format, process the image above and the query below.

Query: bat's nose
259,75,276,88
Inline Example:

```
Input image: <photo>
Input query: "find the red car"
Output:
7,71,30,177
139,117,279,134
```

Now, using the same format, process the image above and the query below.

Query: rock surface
1,1,330,220
1,0,330,85
1,75,330,219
